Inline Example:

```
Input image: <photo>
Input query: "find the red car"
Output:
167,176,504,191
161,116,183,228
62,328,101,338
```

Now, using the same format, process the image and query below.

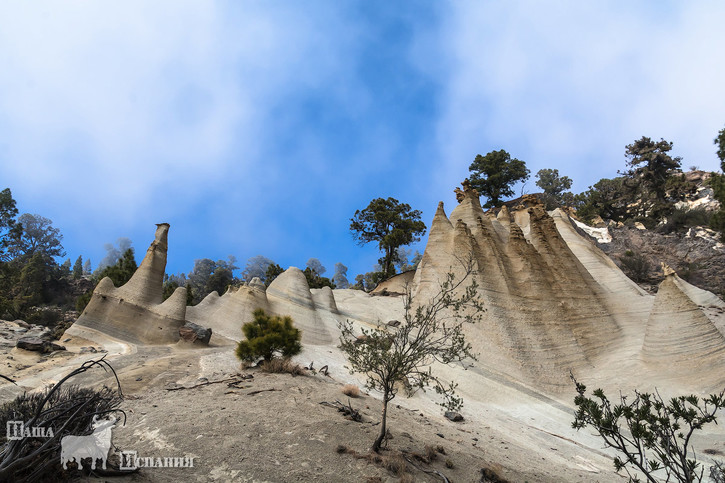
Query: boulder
444,411,464,422
179,322,212,344
16,337,65,353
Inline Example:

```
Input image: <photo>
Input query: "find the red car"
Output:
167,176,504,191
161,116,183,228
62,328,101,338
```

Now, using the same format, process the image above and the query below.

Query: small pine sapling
236,309,301,363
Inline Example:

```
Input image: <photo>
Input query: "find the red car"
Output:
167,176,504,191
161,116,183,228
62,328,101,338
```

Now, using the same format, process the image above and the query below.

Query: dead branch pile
0,357,126,482
319,399,362,422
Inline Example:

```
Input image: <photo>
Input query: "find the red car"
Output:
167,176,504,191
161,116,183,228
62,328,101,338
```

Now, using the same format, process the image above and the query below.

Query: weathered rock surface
179,322,212,344
65,224,188,345
16,337,65,353
412,182,725,393
597,224,725,297
186,283,271,342
57,189,725,399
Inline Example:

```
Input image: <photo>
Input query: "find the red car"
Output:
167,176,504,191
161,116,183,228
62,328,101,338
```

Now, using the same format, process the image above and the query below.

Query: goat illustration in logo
60,415,116,470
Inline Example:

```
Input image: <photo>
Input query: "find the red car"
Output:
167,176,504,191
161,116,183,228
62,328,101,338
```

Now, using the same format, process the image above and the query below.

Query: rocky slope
596,223,725,297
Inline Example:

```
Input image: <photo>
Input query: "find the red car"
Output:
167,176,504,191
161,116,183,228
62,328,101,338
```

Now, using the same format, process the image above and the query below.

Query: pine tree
73,256,83,279
235,309,301,363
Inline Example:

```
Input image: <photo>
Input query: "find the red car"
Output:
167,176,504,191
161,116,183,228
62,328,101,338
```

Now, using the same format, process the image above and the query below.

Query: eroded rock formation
412,183,725,392
62,192,725,395
66,224,189,345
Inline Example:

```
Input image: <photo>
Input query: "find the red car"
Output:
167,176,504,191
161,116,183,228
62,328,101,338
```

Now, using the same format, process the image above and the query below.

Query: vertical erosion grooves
413,189,623,392
642,274,725,390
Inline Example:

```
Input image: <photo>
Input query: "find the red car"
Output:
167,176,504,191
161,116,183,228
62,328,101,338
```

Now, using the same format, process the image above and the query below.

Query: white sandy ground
3,330,724,482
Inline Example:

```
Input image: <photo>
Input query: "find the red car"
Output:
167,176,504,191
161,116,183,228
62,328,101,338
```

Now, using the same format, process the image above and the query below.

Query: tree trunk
384,246,394,278
372,393,389,453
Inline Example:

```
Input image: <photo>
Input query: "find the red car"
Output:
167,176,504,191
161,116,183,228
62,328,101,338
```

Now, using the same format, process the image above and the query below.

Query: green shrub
710,211,725,241
619,251,651,283
572,376,725,483
661,208,711,234
235,309,301,363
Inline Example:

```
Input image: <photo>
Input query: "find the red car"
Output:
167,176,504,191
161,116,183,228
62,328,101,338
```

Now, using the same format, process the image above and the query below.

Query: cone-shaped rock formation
67,223,187,345
642,273,725,390
414,185,626,391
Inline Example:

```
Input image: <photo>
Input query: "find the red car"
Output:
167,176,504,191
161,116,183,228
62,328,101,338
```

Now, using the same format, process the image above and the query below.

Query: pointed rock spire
118,223,169,306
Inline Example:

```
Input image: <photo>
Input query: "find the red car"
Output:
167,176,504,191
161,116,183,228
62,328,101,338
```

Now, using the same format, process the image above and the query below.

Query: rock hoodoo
65,224,188,345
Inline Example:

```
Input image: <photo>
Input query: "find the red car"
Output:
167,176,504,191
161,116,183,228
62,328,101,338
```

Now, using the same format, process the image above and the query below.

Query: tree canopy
536,168,573,209
716,125,725,171
350,197,426,279
187,256,238,303
332,262,349,289
536,169,572,196
623,136,682,202
76,248,138,312
574,177,628,223
0,188,21,261
97,237,132,271
469,150,530,208
241,255,275,283
264,263,284,287
72,256,83,279
305,258,325,276
10,213,65,260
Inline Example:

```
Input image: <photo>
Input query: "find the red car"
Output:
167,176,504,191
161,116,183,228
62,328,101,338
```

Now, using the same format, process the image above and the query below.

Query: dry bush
259,358,305,376
336,444,356,455
342,384,361,398
411,445,438,464
0,358,125,481
424,445,438,462
381,453,407,476
360,451,409,477
445,458,454,469
480,463,509,482
336,445,414,481
398,473,414,483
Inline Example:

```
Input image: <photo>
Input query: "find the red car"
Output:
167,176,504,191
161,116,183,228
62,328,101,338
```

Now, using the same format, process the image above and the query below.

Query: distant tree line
161,255,348,306
0,190,83,325
466,127,725,241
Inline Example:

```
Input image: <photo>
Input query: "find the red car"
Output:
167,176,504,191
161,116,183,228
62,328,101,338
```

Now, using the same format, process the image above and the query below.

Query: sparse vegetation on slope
339,261,483,453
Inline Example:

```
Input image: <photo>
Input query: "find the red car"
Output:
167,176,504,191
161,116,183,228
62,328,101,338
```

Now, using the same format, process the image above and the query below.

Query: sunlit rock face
412,183,725,393
413,188,622,391
66,224,187,345
62,193,725,395
186,282,272,342
186,267,340,346
641,272,725,391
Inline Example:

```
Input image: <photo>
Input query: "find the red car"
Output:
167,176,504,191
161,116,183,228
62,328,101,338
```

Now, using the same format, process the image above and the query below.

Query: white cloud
434,2,725,195
0,2,362,222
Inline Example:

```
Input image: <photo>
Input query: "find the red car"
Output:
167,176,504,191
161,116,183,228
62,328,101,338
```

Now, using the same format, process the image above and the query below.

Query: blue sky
1,1,724,281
